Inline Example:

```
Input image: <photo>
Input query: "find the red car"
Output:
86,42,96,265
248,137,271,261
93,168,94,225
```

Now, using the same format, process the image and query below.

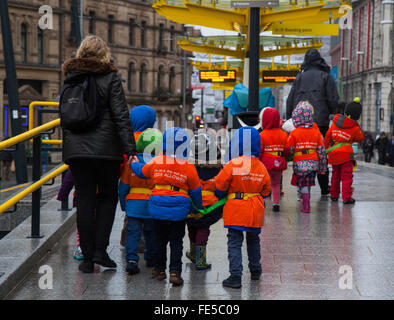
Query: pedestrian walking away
61,35,137,273
286,48,339,195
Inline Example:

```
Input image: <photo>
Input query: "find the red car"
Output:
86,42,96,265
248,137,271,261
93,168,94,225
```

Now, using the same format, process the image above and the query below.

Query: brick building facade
0,0,194,142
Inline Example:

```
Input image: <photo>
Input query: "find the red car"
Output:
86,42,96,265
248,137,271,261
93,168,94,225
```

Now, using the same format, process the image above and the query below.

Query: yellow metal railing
0,116,68,216
28,101,61,145
0,164,68,214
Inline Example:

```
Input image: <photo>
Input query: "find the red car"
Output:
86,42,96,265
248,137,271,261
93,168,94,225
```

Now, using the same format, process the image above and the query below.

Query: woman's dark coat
61,57,136,164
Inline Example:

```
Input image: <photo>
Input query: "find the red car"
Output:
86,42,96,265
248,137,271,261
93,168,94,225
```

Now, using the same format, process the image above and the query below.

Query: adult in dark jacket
62,35,137,273
375,132,388,165
286,49,339,195
362,133,374,163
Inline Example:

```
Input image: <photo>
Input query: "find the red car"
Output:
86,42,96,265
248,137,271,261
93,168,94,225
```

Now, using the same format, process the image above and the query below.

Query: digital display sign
199,70,237,83
262,70,299,83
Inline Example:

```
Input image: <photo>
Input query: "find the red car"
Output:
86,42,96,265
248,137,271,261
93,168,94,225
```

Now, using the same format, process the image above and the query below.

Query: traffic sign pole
248,7,260,112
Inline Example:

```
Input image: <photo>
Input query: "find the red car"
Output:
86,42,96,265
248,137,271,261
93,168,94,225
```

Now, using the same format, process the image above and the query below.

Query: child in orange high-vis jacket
259,107,288,212
285,101,328,213
325,101,364,204
215,127,271,289
131,127,203,286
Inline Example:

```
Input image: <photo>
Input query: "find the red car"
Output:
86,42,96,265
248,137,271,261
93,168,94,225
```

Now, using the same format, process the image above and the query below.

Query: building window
159,23,164,51
88,11,95,34
37,27,43,64
21,23,27,63
170,26,175,52
128,62,135,92
157,65,164,95
169,67,175,95
141,21,146,48
108,15,114,44
129,19,134,47
140,64,147,93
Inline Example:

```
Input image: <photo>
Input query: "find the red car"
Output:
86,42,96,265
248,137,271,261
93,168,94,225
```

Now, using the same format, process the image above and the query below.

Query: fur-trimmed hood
62,57,118,76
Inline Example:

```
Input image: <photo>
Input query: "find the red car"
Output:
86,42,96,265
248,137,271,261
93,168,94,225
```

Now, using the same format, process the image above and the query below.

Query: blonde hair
76,35,111,63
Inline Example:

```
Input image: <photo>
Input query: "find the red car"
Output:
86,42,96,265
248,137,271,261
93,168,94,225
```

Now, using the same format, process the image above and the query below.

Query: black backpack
59,74,103,133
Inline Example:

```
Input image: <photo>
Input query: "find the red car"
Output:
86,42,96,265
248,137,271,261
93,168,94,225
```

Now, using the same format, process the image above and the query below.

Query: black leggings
69,159,120,260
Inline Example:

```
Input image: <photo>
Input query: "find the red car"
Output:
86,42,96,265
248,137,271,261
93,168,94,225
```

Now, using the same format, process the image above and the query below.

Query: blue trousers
125,217,156,263
227,228,261,277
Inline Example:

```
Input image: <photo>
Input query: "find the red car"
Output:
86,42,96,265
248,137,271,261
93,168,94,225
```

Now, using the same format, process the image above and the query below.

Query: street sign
199,70,237,83
231,0,279,8
262,70,299,83
272,23,339,36
192,85,206,90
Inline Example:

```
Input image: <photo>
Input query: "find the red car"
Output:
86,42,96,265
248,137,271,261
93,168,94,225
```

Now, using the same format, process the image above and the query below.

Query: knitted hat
344,101,362,121
136,128,162,154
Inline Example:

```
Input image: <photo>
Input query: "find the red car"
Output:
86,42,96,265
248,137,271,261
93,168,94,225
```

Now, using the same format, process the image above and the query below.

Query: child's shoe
343,197,356,204
330,196,339,202
169,271,184,286
186,241,196,263
152,269,166,280
126,260,140,275
222,275,242,288
195,245,211,270
272,204,280,212
73,246,84,260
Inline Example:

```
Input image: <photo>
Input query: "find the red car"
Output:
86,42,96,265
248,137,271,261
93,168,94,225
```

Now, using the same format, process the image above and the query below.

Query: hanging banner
272,23,339,36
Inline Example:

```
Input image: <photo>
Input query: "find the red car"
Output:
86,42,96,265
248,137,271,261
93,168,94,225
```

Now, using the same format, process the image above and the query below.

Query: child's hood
228,126,261,160
129,105,156,132
261,107,280,130
333,114,359,129
162,127,190,159
292,104,314,128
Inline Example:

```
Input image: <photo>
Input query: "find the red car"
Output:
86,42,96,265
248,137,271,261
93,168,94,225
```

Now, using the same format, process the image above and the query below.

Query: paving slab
3,161,394,300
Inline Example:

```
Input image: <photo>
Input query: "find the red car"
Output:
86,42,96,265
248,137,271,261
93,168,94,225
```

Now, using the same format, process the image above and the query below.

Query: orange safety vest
260,128,288,156
141,154,201,198
200,178,218,207
120,163,155,201
286,126,323,162
215,156,271,228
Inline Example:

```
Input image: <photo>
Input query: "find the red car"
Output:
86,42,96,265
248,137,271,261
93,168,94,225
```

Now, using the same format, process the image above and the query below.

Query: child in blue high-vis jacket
131,127,203,286
119,129,162,275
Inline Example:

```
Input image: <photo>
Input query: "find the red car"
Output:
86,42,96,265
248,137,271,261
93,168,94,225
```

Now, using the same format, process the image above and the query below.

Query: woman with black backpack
61,35,137,273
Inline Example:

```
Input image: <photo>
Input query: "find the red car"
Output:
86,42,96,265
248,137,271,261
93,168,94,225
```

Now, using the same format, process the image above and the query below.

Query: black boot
93,250,117,268
78,260,94,273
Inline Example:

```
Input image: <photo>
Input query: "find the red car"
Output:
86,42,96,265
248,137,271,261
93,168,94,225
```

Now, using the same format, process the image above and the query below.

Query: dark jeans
126,217,156,263
154,219,186,273
187,224,210,246
227,228,261,277
318,125,330,193
378,152,386,165
364,152,373,163
69,159,120,260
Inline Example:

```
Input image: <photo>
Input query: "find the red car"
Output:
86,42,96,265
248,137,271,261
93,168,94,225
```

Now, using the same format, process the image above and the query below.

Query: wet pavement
4,161,394,300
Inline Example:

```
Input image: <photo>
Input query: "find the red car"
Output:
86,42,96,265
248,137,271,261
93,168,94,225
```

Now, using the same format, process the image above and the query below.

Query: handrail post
28,135,43,238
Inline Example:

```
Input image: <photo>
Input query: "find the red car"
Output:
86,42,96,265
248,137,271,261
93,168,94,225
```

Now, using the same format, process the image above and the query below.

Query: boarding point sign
231,0,279,8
